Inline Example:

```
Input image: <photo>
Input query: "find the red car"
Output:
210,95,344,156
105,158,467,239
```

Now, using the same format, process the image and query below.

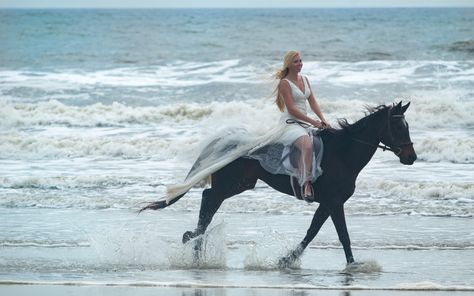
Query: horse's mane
338,104,389,132
319,104,390,140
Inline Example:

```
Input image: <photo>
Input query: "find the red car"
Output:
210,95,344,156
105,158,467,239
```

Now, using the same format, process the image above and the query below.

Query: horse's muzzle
398,143,417,165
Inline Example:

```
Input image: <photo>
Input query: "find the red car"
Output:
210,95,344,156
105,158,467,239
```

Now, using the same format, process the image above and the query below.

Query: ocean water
0,8,473,294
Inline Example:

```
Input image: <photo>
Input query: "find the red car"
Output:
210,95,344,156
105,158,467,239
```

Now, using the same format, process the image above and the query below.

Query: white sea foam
2,89,473,130
0,240,89,248
0,99,207,128
0,131,177,159
1,94,472,148
402,90,474,129
415,135,474,163
0,99,273,128
305,60,474,86
355,179,474,202
1,128,472,163
1,174,472,217
0,175,150,190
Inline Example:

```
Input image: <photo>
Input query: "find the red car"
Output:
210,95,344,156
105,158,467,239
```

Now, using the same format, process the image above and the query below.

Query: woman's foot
303,182,314,202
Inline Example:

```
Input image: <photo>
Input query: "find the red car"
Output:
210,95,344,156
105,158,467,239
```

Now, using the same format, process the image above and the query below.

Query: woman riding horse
140,52,417,266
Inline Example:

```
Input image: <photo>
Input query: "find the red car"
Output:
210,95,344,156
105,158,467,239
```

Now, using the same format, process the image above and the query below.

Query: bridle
351,136,404,155
351,110,413,156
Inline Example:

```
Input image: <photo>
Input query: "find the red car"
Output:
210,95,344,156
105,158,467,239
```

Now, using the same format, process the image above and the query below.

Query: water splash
343,260,383,274
168,222,227,269
244,230,301,270
88,222,170,268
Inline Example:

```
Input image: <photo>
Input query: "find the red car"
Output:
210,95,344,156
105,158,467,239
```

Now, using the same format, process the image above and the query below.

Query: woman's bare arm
305,77,329,126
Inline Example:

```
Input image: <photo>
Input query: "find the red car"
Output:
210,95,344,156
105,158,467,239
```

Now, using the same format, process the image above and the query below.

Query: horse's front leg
330,204,354,264
279,204,330,268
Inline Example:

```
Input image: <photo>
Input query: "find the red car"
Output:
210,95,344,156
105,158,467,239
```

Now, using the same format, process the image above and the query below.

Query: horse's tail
138,191,187,213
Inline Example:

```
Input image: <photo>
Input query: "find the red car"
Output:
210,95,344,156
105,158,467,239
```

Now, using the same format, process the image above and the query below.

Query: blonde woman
274,50,329,200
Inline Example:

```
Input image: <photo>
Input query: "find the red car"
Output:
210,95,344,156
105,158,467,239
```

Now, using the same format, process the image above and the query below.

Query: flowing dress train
163,75,323,204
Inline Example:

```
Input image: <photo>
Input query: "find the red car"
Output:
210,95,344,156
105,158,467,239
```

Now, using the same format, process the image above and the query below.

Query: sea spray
244,229,301,270
88,222,170,268
168,222,227,269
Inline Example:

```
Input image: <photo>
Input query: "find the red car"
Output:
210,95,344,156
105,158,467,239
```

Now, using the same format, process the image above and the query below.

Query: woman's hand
312,120,323,128
313,119,331,129
321,120,331,128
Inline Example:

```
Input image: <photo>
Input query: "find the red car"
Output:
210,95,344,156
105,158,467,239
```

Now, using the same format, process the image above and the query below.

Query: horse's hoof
278,253,298,269
182,231,194,244
279,245,304,268
347,261,362,267
343,260,382,273
278,256,291,269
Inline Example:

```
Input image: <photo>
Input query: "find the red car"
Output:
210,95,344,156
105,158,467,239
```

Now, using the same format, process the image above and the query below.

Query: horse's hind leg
181,187,222,265
182,188,220,243
182,159,258,244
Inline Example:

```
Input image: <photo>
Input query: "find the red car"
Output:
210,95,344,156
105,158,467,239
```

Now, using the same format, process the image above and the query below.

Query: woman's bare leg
294,134,313,198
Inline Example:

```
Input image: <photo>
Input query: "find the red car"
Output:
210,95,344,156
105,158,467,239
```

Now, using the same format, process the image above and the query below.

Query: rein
285,119,313,128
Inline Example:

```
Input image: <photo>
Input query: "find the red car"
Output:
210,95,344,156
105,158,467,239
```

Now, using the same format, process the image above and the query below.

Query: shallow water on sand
1,208,473,292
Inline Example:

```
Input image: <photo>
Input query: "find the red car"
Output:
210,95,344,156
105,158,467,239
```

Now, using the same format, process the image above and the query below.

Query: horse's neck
344,117,383,174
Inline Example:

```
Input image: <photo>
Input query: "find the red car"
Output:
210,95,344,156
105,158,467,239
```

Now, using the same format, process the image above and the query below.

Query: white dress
162,75,324,204
278,75,312,144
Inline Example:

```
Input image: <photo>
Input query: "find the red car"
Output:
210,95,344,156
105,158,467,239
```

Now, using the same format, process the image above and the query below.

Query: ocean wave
402,90,474,129
342,186,473,217
0,239,89,248
165,178,474,217
0,175,151,190
2,107,473,164
3,178,472,217
0,60,473,103
355,179,474,201
304,60,474,86
2,91,473,130
0,132,178,159
449,39,474,53
0,59,256,90
0,99,216,128
415,136,474,163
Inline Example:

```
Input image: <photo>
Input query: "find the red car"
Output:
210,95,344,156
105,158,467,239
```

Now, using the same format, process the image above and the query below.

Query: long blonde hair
273,50,300,112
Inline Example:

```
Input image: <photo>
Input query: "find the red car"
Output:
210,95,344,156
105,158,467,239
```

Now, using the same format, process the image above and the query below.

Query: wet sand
1,284,473,296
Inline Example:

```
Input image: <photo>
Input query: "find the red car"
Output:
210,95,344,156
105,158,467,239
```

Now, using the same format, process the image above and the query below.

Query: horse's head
379,102,417,165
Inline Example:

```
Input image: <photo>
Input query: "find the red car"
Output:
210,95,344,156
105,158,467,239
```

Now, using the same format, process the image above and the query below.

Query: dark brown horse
141,102,417,266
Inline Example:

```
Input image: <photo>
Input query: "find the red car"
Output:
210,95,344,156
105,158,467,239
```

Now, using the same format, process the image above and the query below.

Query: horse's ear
402,102,411,114
393,101,403,114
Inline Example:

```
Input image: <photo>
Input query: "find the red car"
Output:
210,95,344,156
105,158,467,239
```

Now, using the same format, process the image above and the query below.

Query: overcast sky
1,0,474,8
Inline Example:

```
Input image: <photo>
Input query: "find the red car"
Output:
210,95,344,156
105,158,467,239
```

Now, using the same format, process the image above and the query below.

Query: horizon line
1,5,474,9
